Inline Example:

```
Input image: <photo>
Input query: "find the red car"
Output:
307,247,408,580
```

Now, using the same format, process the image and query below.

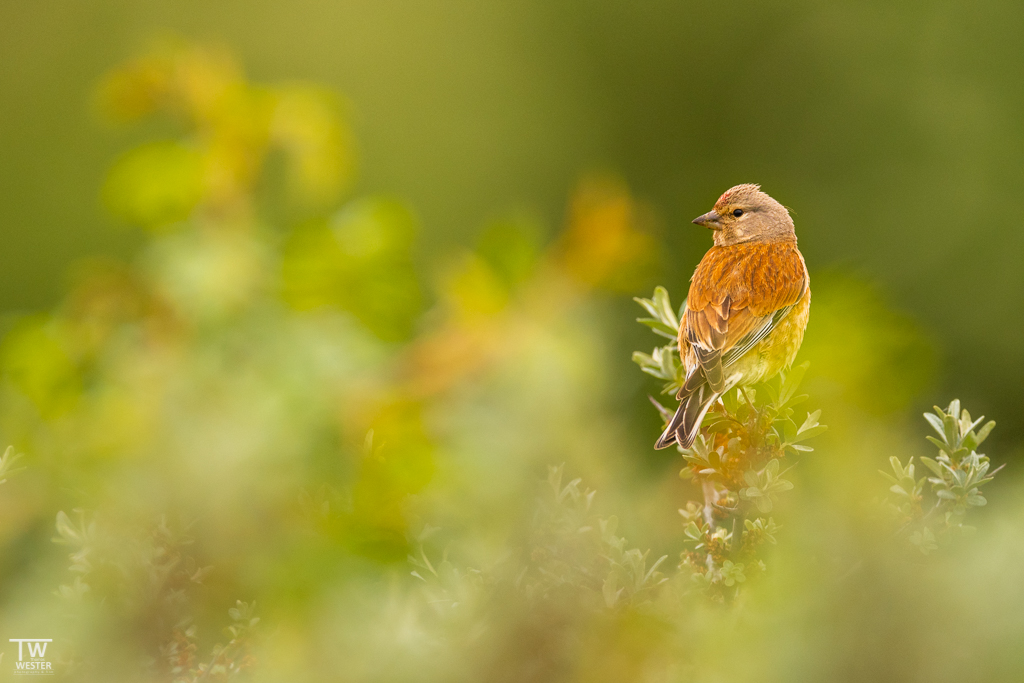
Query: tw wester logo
8,639,53,676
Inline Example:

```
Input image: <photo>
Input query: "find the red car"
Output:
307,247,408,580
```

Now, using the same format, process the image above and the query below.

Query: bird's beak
692,210,722,230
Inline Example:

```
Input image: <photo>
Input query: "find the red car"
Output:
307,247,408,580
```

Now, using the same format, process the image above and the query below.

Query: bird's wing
679,241,807,396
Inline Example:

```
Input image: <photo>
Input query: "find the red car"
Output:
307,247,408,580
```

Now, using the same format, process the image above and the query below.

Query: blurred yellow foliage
440,253,511,321
282,198,423,341
0,316,80,419
405,180,658,398
102,141,205,227
557,174,659,293
97,40,353,225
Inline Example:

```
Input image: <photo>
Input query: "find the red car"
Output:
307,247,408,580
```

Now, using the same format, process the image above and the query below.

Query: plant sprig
632,286,826,599
883,400,1000,554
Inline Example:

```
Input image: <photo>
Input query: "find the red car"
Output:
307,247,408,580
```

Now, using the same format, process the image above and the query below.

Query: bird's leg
739,384,755,408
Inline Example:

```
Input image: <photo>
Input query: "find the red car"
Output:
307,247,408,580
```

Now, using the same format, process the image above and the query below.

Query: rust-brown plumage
656,184,810,450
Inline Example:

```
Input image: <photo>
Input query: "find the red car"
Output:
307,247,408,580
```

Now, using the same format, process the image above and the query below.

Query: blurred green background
0,2,1022,682
3,0,1023,441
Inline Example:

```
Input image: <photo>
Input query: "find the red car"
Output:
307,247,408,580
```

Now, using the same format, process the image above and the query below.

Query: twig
702,480,720,529
648,395,673,422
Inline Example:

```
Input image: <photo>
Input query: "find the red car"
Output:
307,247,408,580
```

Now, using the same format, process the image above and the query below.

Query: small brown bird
656,184,810,449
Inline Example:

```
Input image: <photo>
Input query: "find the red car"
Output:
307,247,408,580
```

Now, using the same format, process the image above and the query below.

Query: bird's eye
732,209,744,217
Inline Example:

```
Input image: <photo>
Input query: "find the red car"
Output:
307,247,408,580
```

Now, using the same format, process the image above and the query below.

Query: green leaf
635,287,680,331
633,296,661,321
946,399,961,421
778,362,809,406
879,470,900,486
632,351,655,367
790,428,826,444
653,287,678,326
925,435,949,454
919,457,945,477
923,412,946,440
888,455,908,478
0,446,25,483
790,425,827,444
637,318,679,340
720,560,746,587
942,411,959,449
910,527,938,554
644,555,668,585
975,420,996,446
773,479,794,493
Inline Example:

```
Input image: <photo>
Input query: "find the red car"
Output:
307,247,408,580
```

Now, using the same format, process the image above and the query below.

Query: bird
655,184,810,450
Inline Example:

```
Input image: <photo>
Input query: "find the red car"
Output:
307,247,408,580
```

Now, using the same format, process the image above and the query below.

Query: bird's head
692,184,795,246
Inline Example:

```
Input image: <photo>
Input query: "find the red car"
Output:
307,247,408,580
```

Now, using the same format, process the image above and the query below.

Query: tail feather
655,384,720,450
654,397,688,449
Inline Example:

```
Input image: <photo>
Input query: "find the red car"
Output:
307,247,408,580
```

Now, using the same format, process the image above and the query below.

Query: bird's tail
654,384,720,450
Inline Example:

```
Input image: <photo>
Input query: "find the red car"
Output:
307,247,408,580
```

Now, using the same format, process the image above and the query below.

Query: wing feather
678,241,807,396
